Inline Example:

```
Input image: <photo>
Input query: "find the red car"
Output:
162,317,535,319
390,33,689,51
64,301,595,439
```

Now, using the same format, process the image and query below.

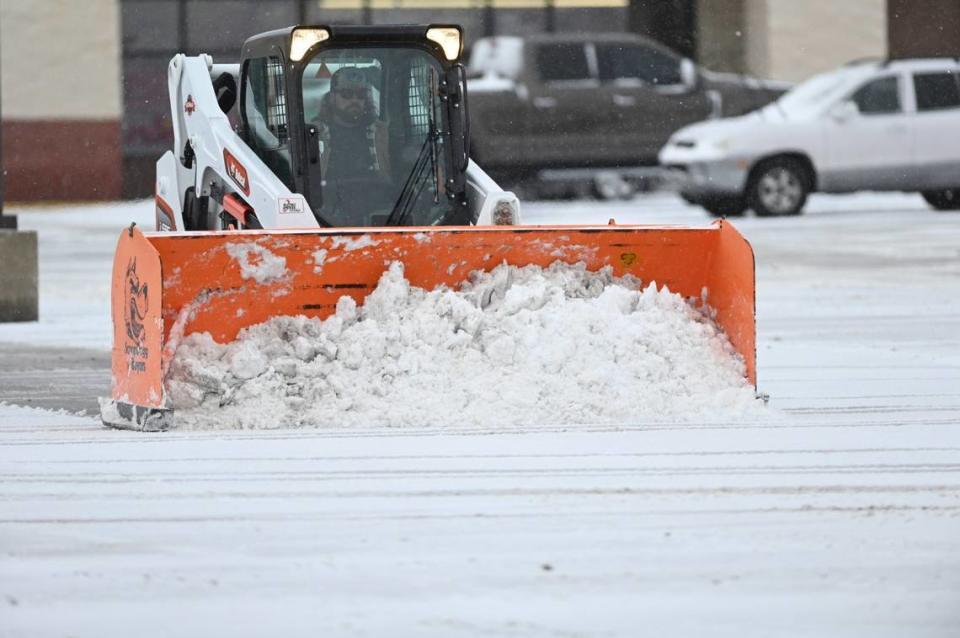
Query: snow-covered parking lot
1,192,958,636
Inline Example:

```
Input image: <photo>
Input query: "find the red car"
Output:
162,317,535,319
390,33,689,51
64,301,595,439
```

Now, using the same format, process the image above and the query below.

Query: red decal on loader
155,194,176,231
223,149,250,195
184,95,196,115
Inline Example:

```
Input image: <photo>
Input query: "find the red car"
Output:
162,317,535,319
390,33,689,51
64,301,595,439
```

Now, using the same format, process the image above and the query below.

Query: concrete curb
0,230,39,322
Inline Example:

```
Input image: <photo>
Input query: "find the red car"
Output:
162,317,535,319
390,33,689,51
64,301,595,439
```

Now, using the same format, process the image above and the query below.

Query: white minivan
659,58,960,216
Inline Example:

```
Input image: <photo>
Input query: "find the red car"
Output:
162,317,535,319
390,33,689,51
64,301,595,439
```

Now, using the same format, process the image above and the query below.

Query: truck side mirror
680,59,698,92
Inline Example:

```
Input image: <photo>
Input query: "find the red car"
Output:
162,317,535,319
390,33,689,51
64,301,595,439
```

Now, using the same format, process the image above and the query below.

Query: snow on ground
1,191,959,636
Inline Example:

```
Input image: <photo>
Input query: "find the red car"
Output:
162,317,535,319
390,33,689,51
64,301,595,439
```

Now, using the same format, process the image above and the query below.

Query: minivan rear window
913,72,960,111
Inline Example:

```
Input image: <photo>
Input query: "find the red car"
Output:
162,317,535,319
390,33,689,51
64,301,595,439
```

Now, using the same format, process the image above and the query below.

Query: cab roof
242,24,461,61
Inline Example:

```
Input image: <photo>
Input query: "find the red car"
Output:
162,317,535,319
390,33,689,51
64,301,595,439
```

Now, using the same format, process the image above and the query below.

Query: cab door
523,42,610,167
822,74,915,191
593,41,712,163
910,69,960,190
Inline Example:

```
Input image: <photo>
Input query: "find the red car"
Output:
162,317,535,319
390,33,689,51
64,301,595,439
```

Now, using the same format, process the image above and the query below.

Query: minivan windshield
302,46,452,227
773,66,871,116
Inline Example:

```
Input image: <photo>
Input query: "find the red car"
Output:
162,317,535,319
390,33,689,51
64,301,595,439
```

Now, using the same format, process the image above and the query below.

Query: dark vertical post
0,40,12,228
0,16,36,320
483,0,496,37
0,40,5,219
362,0,373,25
297,0,308,25
178,0,188,52
544,0,556,33
628,0,697,59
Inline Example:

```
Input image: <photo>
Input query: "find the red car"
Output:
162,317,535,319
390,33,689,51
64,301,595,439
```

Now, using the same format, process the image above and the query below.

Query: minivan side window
535,44,591,83
596,43,681,86
243,55,293,187
850,76,901,115
913,72,960,111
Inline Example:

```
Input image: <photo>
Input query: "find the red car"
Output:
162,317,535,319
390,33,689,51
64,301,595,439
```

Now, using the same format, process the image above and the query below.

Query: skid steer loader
101,24,757,430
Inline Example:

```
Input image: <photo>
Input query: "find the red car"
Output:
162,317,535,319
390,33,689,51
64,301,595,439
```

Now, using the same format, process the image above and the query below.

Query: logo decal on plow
224,149,250,195
124,257,150,373
184,94,196,115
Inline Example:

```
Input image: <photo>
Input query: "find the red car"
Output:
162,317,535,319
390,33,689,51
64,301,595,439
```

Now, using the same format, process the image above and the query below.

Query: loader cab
239,25,471,227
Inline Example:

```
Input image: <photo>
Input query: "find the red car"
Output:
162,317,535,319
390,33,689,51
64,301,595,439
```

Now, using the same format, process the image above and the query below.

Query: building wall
742,0,886,82
0,0,123,201
696,0,748,73
888,0,960,58
697,0,887,81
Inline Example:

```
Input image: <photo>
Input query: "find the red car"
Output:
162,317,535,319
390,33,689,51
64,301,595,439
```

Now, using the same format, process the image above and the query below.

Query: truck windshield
302,47,453,227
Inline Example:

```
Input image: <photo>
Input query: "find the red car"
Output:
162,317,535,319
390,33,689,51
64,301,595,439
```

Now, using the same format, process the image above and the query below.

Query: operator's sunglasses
335,87,369,100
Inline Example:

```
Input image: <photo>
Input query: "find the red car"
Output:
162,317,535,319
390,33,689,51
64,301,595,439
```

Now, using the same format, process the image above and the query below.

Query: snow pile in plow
166,262,763,429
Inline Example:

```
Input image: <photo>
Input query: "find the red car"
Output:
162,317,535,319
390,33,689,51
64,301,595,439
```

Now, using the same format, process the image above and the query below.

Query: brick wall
0,0,123,201
745,0,887,82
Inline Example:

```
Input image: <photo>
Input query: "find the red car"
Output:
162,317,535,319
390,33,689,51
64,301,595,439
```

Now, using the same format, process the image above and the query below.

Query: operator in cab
314,67,391,183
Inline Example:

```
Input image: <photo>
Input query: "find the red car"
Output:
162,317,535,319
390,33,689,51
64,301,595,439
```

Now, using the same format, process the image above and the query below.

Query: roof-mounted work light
426,26,462,61
290,28,330,62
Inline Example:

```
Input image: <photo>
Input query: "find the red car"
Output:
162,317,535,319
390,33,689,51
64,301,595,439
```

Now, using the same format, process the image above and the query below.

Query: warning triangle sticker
315,62,332,79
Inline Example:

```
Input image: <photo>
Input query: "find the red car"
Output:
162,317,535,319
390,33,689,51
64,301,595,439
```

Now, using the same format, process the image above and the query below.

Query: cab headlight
426,26,463,61
290,28,330,62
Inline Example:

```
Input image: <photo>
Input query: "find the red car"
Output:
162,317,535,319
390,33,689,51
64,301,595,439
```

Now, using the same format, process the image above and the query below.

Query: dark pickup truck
466,33,787,192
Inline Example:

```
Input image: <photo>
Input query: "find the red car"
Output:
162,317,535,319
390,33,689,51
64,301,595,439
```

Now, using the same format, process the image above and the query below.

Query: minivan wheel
700,195,746,218
748,158,810,217
921,189,960,211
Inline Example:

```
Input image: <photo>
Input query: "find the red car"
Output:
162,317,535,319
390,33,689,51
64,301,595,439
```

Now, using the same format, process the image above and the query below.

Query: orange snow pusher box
101,221,756,430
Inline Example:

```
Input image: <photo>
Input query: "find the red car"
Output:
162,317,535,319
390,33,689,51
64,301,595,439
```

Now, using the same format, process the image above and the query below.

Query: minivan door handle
612,94,637,107
533,96,558,109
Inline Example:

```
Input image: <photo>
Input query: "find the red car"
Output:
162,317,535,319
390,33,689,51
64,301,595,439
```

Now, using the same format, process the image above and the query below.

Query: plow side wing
106,222,755,426
105,227,169,429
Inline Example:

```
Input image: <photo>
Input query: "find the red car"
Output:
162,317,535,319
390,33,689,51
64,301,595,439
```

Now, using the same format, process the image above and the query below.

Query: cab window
913,72,960,111
596,43,681,86
850,76,901,115
299,47,452,227
536,43,591,83
243,56,293,187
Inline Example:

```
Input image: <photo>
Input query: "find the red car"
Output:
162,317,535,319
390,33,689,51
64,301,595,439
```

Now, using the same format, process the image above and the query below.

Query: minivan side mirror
830,100,859,123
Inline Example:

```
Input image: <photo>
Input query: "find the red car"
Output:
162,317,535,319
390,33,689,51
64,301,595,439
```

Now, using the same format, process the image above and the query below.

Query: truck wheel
921,189,960,211
700,195,746,218
748,158,810,217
